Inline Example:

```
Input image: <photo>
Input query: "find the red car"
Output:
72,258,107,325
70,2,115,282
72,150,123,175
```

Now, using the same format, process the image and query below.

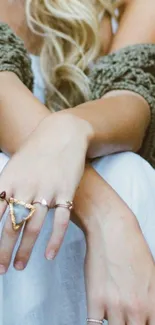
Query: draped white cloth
0,55,155,325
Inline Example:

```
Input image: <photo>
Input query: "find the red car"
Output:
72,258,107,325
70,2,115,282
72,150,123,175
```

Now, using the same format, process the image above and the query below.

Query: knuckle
109,298,120,311
106,291,121,311
0,251,11,265
59,218,69,230
52,247,59,256
89,290,105,309
27,225,40,237
125,297,146,319
49,239,61,253
16,250,30,262
56,217,69,231
5,225,16,238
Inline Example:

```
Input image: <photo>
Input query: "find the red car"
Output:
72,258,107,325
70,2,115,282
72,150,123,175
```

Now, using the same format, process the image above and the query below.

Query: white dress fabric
0,55,155,325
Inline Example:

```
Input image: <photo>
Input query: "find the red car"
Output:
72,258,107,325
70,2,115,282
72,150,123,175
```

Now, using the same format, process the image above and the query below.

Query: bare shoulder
111,0,155,51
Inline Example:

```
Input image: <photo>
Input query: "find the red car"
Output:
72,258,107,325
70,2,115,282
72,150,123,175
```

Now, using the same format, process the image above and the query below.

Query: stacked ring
54,201,73,211
0,191,73,231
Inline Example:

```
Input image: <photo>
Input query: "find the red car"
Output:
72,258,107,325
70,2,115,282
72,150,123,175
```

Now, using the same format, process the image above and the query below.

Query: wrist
50,112,94,149
73,165,106,235
73,164,138,239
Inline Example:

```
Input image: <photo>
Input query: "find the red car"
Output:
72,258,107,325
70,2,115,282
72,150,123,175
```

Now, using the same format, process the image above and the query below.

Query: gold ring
9,197,35,231
0,191,36,231
54,201,73,211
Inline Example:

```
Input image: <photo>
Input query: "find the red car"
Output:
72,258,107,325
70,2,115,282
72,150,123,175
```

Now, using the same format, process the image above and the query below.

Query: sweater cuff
0,23,33,91
89,44,155,168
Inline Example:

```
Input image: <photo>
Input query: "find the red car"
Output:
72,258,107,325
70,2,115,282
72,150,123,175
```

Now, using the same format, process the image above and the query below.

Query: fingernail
0,264,6,274
14,261,24,270
46,251,55,260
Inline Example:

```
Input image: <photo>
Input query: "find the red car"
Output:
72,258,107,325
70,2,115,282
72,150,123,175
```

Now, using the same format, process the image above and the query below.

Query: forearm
0,73,136,240
0,71,50,155
73,163,137,236
66,0,155,159
65,91,150,158
0,77,129,237
0,72,118,235
73,165,106,233
2,70,149,160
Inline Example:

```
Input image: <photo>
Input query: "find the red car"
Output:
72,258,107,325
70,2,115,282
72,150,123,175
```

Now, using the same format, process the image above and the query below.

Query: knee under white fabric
0,151,155,325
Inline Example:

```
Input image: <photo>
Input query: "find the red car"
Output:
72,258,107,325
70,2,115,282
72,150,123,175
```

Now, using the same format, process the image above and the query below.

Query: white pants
0,152,155,325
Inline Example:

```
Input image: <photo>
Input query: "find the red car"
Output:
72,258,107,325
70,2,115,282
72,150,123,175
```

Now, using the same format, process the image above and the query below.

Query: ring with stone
0,191,35,231
33,199,50,209
8,197,36,231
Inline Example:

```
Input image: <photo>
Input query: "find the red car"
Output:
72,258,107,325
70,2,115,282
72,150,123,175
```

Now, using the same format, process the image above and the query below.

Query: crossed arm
0,0,155,229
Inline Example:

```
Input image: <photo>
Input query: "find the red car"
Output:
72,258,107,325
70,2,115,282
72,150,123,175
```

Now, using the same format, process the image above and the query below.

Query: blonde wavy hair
25,0,121,110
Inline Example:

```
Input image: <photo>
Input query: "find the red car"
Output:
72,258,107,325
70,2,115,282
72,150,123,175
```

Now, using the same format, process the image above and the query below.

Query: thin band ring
33,199,50,209
87,319,104,324
54,201,73,211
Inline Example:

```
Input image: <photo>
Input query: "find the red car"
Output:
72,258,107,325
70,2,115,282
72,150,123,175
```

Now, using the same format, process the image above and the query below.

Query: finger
87,309,105,325
45,206,70,260
14,205,48,270
87,318,105,325
107,308,125,325
126,319,147,325
0,198,8,222
148,302,155,325
0,210,21,274
126,317,146,325
0,158,14,222
86,291,105,325
0,189,35,273
125,304,147,325
149,317,155,325
0,189,12,222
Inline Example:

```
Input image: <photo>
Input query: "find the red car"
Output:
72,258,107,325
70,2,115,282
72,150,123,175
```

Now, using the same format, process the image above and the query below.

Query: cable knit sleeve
0,23,33,90
89,44,155,168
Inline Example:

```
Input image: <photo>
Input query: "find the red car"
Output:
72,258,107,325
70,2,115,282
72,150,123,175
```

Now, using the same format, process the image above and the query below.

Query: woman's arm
78,164,155,325
0,0,154,260
0,70,108,237
1,71,149,158
66,93,150,158
1,0,155,159
1,74,149,160
111,0,155,51
61,0,155,159
0,71,50,155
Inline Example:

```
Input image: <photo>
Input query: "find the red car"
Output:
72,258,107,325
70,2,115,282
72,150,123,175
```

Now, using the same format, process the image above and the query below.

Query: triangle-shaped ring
9,198,36,231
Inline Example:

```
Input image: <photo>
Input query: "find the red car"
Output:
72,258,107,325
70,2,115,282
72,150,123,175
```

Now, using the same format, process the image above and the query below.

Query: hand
0,113,93,272
85,196,155,325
